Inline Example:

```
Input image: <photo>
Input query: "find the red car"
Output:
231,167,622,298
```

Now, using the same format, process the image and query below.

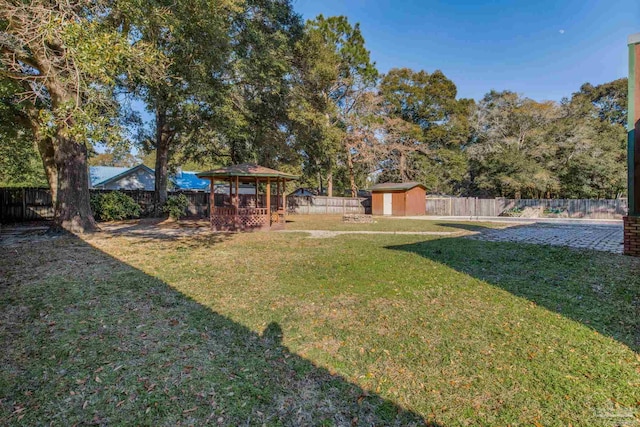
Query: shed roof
197,163,298,180
370,182,426,192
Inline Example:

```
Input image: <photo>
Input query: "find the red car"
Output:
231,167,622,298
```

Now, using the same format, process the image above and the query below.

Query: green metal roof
196,163,298,180
370,182,426,192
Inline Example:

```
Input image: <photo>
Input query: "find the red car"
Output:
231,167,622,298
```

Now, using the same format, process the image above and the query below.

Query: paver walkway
467,223,623,253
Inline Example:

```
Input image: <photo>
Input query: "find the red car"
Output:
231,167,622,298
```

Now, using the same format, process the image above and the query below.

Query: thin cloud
559,29,565,34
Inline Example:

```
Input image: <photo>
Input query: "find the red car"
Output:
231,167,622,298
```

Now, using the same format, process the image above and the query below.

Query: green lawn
1,221,638,426
285,214,509,232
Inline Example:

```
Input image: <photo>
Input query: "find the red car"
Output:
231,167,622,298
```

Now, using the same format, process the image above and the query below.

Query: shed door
383,193,392,215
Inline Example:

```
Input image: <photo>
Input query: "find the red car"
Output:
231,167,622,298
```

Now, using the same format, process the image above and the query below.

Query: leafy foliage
0,2,629,204
468,85,626,199
378,68,473,194
0,0,164,231
90,191,141,221
290,15,378,195
162,194,189,220
0,78,47,187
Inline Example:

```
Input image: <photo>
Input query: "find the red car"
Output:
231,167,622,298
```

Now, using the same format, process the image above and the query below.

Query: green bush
163,194,189,220
90,191,141,221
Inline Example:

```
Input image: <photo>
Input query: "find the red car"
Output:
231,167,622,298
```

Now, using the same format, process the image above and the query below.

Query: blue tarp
89,166,210,190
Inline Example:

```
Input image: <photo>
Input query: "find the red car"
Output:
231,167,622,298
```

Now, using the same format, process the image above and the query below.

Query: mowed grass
285,214,509,232
1,221,639,426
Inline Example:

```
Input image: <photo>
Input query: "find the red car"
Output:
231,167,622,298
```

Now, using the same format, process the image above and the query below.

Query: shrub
90,191,141,221
163,194,189,220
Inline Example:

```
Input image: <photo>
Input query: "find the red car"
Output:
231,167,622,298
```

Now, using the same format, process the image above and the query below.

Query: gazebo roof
196,163,298,180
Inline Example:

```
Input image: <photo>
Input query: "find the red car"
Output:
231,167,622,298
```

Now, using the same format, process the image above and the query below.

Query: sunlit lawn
1,219,638,426
285,214,509,232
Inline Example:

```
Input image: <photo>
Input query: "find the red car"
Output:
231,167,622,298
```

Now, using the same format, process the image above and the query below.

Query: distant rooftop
89,165,210,190
89,166,131,187
172,170,210,190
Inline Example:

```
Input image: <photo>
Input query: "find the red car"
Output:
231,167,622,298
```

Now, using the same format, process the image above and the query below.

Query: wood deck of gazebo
196,164,297,231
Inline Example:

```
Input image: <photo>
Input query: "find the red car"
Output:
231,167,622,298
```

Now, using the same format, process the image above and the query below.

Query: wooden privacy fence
3,187,624,221
0,188,210,222
0,187,53,222
0,188,371,222
427,197,628,219
286,195,371,215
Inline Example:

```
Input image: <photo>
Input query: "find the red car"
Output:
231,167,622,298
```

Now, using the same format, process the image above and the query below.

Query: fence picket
0,187,629,222
426,197,628,219
0,188,373,222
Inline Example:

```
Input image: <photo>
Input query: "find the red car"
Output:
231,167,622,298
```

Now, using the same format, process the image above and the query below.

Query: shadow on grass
433,221,527,233
387,236,640,353
0,234,432,426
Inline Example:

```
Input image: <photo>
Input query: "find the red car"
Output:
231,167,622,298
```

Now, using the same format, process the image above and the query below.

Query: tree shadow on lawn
433,221,528,234
0,234,433,426
387,235,640,353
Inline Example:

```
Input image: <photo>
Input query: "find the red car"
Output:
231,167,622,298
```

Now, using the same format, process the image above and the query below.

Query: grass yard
285,214,509,232
1,219,639,426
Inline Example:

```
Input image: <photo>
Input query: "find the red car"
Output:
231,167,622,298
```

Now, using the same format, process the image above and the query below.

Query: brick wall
623,216,640,256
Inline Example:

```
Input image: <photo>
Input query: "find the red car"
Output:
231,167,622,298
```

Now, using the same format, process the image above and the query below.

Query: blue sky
293,0,639,101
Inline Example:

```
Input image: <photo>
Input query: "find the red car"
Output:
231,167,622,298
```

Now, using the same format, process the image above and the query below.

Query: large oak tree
0,0,161,232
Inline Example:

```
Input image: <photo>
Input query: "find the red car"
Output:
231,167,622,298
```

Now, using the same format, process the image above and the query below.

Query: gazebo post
235,176,239,209
276,177,280,215
255,177,259,208
209,178,215,226
235,176,239,229
266,177,271,225
283,180,287,217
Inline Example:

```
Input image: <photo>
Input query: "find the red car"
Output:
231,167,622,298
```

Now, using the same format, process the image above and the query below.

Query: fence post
22,187,26,221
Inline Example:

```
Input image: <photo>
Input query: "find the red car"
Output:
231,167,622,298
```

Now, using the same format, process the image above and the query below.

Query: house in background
89,164,210,191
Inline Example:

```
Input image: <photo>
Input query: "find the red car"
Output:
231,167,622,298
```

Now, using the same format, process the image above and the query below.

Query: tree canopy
0,2,630,221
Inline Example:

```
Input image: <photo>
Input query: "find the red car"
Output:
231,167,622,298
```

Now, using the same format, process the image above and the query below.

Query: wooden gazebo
196,164,297,231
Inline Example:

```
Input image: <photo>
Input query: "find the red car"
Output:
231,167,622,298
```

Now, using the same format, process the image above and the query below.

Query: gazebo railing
212,207,269,216
211,206,283,230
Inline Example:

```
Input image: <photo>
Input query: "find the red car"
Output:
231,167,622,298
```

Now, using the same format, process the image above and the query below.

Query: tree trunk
52,136,98,233
399,151,407,182
31,122,58,205
154,106,171,214
346,149,357,197
37,136,58,203
28,110,95,233
327,172,333,197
